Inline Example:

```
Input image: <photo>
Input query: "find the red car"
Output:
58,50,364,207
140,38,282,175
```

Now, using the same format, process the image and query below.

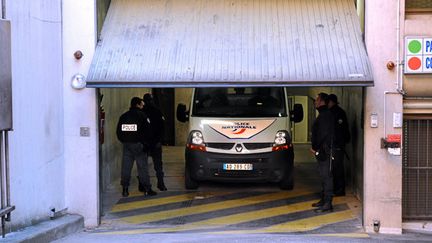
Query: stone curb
0,214,83,243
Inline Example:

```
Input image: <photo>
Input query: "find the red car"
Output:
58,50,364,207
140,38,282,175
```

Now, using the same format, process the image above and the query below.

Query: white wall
175,88,193,146
63,0,99,226
7,1,65,228
364,0,403,234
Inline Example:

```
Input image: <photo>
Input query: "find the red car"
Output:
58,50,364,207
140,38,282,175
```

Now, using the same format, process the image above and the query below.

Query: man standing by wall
143,93,168,191
116,97,157,197
328,94,350,196
310,93,335,213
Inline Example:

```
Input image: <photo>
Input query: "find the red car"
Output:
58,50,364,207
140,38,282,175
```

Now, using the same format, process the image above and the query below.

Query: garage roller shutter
86,0,373,87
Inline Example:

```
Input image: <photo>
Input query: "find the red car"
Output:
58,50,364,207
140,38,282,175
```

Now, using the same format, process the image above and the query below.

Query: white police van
177,87,303,190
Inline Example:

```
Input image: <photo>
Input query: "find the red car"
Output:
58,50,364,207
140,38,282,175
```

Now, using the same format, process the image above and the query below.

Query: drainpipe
396,0,406,95
1,0,5,19
1,1,15,238
383,0,405,137
383,91,401,138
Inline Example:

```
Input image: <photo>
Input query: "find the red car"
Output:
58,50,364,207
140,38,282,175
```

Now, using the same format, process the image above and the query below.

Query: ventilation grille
403,119,432,220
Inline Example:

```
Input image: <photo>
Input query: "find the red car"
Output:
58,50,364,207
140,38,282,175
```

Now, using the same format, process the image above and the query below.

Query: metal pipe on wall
0,132,5,237
396,0,401,90
4,132,10,222
383,91,401,138
0,1,14,235
0,133,3,209
1,0,5,19
395,0,406,95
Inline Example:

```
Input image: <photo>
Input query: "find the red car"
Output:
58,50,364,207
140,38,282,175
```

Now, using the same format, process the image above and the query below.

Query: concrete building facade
0,0,431,235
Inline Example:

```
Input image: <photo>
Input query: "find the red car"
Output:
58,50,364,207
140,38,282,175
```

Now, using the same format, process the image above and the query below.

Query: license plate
223,163,253,170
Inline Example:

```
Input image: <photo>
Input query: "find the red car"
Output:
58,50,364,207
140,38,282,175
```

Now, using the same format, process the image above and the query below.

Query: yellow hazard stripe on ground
118,190,312,224
111,191,230,213
103,199,328,234
220,209,355,234
190,196,346,227
102,196,345,235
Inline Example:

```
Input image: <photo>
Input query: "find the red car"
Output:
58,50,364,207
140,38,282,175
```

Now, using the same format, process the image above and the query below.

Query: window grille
403,119,432,220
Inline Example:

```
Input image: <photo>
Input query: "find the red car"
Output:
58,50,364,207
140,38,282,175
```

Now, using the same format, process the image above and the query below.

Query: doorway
97,86,366,233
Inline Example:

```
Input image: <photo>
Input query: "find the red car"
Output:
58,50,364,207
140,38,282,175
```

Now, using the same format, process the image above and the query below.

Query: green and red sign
405,37,432,74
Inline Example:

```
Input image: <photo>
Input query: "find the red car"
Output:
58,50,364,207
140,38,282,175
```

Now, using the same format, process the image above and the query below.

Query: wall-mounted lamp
71,73,86,89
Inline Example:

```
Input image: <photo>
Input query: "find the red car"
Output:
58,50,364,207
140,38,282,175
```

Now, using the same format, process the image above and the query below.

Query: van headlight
272,130,292,151
187,130,206,152
274,131,288,145
191,131,204,145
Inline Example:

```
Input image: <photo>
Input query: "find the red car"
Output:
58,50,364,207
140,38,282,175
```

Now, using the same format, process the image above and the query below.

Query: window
192,87,287,118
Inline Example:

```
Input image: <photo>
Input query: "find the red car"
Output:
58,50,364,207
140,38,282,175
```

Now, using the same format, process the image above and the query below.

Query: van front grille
206,143,235,150
243,143,273,150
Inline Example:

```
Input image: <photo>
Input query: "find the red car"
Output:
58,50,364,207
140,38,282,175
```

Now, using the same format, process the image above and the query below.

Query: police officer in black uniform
116,97,157,197
310,93,335,213
328,94,350,196
142,93,167,191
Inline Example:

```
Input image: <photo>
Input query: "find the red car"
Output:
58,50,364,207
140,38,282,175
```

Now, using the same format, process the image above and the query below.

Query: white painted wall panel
364,0,403,234
63,0,99,227
7,0,65,227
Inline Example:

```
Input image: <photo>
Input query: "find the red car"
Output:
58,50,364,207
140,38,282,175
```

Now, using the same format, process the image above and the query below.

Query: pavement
1,215,431,243
0,214,83,243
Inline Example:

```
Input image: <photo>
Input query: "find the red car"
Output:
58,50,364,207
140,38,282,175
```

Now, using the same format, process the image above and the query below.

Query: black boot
312,199,324,207
145,188,157,196
157,179,167,191
122,186,129,197
314,201,333,213
137,176,144,192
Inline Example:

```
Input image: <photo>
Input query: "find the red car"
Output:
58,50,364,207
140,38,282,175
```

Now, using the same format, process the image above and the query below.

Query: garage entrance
89,0,372,234
96,86,365,234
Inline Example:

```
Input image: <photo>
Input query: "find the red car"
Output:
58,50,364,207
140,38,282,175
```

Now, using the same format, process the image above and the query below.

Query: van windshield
192,87,287,117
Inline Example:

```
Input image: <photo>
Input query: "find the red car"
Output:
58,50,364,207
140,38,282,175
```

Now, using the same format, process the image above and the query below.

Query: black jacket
311,105,335,152
330,105,350,148
143,104,165,144
116,107,151,145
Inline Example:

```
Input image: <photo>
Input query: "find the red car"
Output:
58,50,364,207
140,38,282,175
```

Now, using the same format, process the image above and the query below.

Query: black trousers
332,148,345,194
121,143,151,190
148,142,165,181
318,158,333,203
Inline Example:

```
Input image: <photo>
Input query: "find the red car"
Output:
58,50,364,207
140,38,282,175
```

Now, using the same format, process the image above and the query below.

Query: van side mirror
176,103,189,122
291,104,303,123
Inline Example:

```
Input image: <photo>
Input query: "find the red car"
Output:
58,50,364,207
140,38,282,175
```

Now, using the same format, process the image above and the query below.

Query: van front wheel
185,167,199,190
